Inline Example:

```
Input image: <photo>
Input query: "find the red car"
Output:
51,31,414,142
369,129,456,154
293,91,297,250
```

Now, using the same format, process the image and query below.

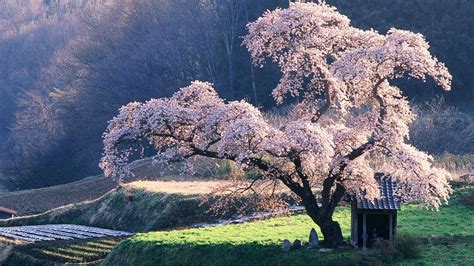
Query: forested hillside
0,0,472,189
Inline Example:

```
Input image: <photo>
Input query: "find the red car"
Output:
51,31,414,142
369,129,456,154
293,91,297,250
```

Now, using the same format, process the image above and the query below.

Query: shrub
460,190,474,207
192,158,244,179
393,234,423,259
375,234,423,262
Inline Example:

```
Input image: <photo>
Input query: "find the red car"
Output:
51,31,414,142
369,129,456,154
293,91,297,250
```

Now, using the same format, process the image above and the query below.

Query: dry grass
0,157,179,215
434,153,473,179
128,180,227,195
129,179,294,196
0,175,116,216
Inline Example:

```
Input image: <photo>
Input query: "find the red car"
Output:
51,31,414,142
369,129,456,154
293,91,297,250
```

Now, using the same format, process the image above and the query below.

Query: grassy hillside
0,158,177,215
0,174,115,215
102,187,474,266
0,157,230,216
1,185,472,265
0,177,288,231
0,186,225,232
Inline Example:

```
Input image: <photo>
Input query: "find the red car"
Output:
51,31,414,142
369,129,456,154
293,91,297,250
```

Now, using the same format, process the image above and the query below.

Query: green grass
399,203,473,238
2,187,472,265
102,211,359,265
102,187,474,266
127,210,350,246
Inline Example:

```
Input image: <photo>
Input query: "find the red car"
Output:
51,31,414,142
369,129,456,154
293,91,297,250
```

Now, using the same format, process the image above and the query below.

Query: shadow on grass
5,237,125,265
102,242,362,266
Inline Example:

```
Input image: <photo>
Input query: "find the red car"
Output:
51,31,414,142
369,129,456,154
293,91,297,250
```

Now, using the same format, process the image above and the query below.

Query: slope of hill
0,180,231,232
101,187,474,266
0,174,115,215
0,158,173,215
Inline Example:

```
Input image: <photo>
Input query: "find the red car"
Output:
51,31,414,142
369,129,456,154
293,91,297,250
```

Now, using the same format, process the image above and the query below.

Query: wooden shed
349,174,400,250
0,206,17,219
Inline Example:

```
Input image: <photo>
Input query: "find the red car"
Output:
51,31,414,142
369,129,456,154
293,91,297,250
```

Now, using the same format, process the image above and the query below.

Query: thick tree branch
191,145,306,196
319,77,386,216
292,156,320,211
310,63,333,123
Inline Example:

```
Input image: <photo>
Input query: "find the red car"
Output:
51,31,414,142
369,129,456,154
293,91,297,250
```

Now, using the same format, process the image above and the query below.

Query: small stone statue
282,239,291,251
292,239,302,250
308,228,319,248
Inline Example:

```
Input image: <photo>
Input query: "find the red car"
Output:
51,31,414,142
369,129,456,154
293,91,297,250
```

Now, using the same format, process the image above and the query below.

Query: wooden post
353,206,358,246
362,213,367,251
350,205,354,244
388,213,393,241
393,213,397,237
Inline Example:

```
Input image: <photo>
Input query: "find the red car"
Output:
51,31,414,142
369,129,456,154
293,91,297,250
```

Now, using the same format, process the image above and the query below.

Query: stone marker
282,239,291,251
308,228,319,248
292,239,302,250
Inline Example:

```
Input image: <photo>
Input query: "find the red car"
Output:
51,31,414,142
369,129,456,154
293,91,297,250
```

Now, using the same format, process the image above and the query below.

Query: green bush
393,234,423,259
460,190,474,207
375,234,423,262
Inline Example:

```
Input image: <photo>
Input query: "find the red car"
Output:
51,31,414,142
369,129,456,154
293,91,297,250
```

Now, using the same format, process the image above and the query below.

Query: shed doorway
357,213,391,248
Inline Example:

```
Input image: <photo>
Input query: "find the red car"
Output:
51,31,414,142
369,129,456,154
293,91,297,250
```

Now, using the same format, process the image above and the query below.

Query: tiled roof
355,173,400,210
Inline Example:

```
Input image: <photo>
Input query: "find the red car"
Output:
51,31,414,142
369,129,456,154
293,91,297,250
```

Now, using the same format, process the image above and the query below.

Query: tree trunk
303,200,344,248
318,219,343,248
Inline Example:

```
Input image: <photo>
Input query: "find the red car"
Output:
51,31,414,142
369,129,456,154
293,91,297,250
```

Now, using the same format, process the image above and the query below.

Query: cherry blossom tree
100,2,452,247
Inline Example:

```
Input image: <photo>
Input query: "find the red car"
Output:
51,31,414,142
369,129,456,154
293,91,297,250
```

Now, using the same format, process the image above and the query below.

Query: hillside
0,175,114,216
0,181,233,232
101,187,474,266
0,158,181,215
3,237,126,265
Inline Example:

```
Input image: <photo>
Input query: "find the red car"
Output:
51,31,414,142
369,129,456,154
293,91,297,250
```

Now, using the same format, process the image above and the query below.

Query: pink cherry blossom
100,3,452,247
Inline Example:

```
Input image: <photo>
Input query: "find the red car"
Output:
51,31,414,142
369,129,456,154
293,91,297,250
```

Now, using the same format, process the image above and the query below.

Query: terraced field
0,225,132,264
0,224,132,243
9,237,127,264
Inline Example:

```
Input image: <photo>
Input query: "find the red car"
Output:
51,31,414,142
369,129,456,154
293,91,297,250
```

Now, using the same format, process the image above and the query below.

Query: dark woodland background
0,0,472,189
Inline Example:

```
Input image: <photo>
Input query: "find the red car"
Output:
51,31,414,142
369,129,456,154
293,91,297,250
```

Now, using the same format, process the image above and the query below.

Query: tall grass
434,153,473,178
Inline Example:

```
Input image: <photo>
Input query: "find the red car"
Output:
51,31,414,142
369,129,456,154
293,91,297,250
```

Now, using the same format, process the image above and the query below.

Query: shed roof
355,174,400,211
